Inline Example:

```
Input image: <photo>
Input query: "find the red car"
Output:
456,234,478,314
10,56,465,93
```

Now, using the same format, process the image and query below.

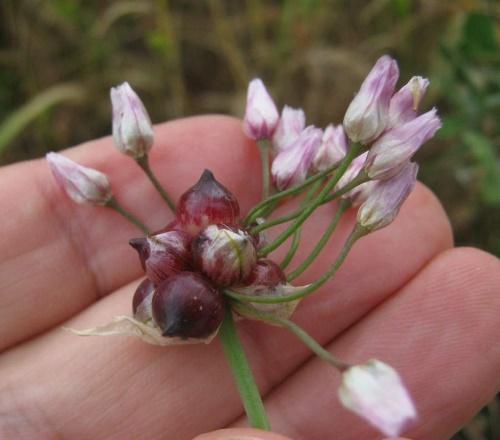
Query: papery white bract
343,56,399,144
313,124,347,172
338,359,417,437
46,152,112,205
243,78,279,141
272,105,306,153
110,82,154,158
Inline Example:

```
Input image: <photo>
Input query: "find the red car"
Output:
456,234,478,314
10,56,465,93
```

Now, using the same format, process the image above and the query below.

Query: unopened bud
272,105,306,153
176,169,240,235
357,162,418,232
271,126,323,190
46,152,112,205
338,359,417,437
387,76,429,129
335,152,375,206
152,272,224,339
343,56,399,144
365,108,441,180
129,230,192,285
110,82,154,158
243,78,279,140
192,225,257,286
313,124,347,172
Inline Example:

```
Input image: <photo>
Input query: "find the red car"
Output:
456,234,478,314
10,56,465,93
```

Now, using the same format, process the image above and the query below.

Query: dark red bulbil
176,169,240,235
152,271,225,339
132,278,155,315
243,259,286,286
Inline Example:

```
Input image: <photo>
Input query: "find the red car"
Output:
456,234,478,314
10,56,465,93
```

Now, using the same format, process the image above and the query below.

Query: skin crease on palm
0,116,499,440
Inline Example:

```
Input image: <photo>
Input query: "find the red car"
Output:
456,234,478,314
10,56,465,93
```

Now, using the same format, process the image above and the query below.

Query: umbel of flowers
46,55,441,438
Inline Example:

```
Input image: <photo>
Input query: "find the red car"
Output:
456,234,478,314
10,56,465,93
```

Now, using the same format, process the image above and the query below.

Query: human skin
0,116,498,440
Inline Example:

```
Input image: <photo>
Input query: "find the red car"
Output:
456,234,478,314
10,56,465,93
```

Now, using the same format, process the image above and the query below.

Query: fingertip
192,428,293,440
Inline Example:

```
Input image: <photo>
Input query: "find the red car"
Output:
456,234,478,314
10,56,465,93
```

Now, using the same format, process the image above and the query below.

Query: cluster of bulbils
45,54,442,438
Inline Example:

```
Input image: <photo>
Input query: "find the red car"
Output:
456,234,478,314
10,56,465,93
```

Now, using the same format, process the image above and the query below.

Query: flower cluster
46,55,441,438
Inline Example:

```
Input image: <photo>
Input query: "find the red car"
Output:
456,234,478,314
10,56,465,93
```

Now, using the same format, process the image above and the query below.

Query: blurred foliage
0,1,499,438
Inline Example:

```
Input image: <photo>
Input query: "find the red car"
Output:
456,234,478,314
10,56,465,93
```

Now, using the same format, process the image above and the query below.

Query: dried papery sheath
335,152,375,206
243,78,279,140
338,359,417,437
192,225,257,287
313,124,347,172
357,162,418,232
365,108,441,180
343,55,399,144
271,125,323,190
110,82,154,158
129,230,191,285
152,272,224,339
176,169,240,236
132,278,155,322
272,105,306,153
387,76,429,129
46,152,112,205
67,315,218,346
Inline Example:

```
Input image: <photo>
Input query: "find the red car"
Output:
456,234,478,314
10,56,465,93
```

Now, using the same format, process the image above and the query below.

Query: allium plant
47,55,442,438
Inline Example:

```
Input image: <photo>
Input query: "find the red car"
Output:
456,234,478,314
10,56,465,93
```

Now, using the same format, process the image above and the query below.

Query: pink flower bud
132,278,155,322
152,272,224,339
272,105,306,153
365,108,441,180
129,230,192,285
243,78,279,140
46,152,112,205
271,126,323,190
338,359,417,437
335,152,375,206
387,76,430,129
192,225,257,287
357,162,418,232
176,169,240,236
110,82,154,158
313,124,347,172
343,56,399,144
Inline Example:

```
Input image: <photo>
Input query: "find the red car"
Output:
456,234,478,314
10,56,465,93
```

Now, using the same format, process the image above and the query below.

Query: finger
0,186,452,439
239,248,500,440
0,116,260,350
193,428,292,440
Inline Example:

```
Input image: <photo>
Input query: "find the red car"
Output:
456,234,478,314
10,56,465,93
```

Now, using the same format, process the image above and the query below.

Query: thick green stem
233,303,349,371
258,144,363,257
224,225,366,304
106,197,150,234
136,155,176,212
219,306,270,430
258,140,271,200
287,199,351,281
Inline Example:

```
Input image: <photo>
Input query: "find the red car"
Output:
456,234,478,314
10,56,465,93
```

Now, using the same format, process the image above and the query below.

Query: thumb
192,428,292,440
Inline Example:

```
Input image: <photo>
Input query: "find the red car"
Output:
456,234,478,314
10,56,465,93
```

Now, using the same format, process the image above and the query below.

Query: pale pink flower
387,76,430,129
243,78,279,140
272,105,306,153
335,152,375,206
313,124,347,172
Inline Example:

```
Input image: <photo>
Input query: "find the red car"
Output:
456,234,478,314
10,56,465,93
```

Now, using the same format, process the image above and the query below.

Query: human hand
0,116,498,439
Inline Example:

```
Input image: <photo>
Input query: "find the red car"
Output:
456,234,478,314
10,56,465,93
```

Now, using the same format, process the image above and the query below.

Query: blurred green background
0,1,498,437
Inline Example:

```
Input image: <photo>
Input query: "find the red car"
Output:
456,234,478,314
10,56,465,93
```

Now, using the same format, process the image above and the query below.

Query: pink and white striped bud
129,230,192,285
271,126,323,190
110,82,154,158
313,124,347,172
387,76,430,129
192,225,257,287
343,56,399,144
176,169,240,236
46,152,112,205
243,78,279,141
365,108,441,180
357,162,418,232
335,152,375,206
338,359,417,438
272,105,306,153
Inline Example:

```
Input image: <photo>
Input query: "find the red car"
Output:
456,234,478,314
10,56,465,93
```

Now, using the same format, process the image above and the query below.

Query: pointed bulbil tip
199,169,215,183
129,237,149,270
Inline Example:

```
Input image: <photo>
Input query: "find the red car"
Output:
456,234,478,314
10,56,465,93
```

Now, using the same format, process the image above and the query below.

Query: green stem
258,140,271,200
280,229,301,269
218,306,270,430
136,155,176,212
233,303,349,371
224,225,365,304
244,163,338,226
258,144,363,257
106,197,150,234
287,199,351,282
